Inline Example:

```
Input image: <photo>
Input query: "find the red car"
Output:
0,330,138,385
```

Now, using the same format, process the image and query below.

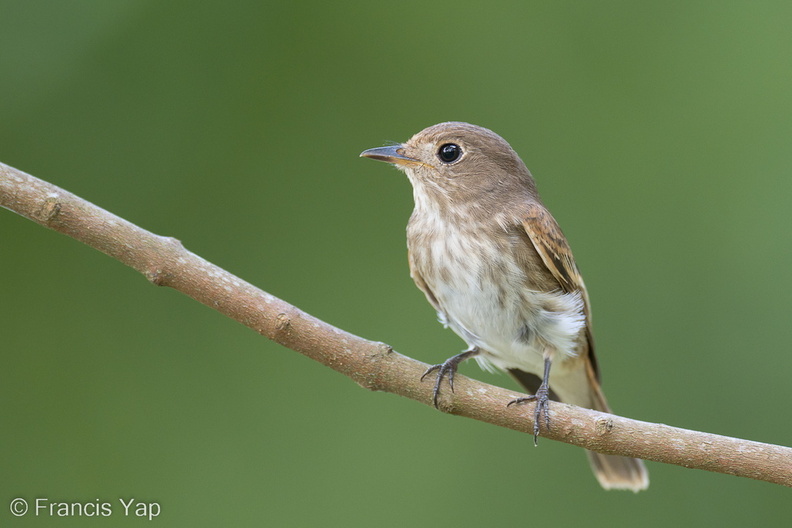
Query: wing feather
521,203,584,295
521,203,599,379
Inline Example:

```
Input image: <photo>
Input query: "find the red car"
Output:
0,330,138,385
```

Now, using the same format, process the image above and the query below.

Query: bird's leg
421,347,480,409
508,356,552,445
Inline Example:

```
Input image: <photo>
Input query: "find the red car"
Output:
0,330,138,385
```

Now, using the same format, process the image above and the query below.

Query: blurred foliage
2,1,791,526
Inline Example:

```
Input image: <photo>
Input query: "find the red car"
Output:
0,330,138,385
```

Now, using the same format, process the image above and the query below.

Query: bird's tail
584,375,649,492
509,364,649,492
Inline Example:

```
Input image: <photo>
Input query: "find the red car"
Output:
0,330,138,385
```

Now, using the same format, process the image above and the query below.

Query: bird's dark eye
437,143,462,163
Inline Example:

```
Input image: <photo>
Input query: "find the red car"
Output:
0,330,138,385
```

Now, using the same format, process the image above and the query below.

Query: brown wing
521,203,584,295
522,206,646,489
521,203,599,379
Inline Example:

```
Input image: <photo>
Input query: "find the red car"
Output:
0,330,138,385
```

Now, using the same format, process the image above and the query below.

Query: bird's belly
409,215,586,376
428,260,585,376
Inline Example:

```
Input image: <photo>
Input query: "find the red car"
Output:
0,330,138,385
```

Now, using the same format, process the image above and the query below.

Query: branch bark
2,160,791,487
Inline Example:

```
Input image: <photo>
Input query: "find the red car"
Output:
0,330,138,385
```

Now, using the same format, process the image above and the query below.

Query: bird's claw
420,349,479,409
421,361,459,408
508,384,551,445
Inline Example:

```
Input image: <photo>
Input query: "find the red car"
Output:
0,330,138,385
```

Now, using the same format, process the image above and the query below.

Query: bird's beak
360,145,421,167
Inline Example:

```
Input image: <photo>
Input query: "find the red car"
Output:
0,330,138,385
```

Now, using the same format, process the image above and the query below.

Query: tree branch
2,160,791,488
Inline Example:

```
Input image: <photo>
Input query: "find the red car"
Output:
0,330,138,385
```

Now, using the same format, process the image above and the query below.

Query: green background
2,1,791,526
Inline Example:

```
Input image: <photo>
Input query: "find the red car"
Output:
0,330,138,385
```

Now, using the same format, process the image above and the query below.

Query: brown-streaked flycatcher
360,122,648,491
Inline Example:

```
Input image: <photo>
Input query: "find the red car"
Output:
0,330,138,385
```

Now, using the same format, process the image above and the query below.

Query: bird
360,121,649,491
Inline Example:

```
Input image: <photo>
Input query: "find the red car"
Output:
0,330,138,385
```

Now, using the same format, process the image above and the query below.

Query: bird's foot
421,348,479,408
508,383,551,445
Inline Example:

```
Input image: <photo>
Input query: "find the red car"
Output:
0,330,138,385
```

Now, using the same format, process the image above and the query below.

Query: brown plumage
361,122,648,491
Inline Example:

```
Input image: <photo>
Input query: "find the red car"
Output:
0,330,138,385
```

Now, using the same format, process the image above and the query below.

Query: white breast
408,205,586,376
